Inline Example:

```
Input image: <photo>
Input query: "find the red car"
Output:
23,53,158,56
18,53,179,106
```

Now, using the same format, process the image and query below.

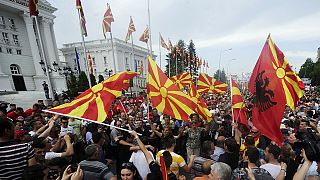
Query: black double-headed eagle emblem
252,70,277,112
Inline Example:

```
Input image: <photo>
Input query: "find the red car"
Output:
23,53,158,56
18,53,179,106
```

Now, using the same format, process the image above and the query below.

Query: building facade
60,38,153,93
0,0,65,92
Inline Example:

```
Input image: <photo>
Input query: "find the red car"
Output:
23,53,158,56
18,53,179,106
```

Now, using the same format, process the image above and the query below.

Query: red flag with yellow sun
249,35,304,145
169,72,192,89
188,82,212,121
197,73,228,94
231,79,249,128
48,71,138,122
147,57,197,121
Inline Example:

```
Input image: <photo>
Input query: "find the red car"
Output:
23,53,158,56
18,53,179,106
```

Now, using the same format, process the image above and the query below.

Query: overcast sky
50,0,320,77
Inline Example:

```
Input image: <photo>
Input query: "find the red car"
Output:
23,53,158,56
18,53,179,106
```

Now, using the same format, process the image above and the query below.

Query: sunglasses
121,162,134,168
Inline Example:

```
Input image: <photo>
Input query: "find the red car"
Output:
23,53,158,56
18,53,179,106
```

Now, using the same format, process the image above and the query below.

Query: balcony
10,25,17,31
0,24,6,29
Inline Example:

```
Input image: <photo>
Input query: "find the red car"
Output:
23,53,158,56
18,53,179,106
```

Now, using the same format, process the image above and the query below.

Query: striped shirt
0,141,35,180
156,150,186,176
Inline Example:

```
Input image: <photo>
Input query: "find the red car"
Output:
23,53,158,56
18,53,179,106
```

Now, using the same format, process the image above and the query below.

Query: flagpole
175,49,178,75
131,34,138,96
147,0,152,56
34,17,54,100
159,33,162,70
229,75,235,136
109,32,117,74
43,110,142,136
77,9,92,88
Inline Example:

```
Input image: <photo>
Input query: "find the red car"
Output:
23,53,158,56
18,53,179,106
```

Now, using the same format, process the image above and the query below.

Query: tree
67,73,78,98
311,60,320,86
90,74,97,86
78,71,89,93
299,58,314,78
214,69,227,83
98,74,104,83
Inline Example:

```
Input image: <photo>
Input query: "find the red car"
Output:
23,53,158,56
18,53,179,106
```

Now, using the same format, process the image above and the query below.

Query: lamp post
227,59,236,75
218,48,232,81
105,68,113,78
62,66,72,92
39,60,62,100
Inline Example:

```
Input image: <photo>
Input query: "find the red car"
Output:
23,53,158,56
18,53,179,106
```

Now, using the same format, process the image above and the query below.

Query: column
22,12,42,76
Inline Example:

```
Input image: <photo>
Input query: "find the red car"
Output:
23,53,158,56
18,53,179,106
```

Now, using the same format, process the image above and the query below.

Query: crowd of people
0,87,320,180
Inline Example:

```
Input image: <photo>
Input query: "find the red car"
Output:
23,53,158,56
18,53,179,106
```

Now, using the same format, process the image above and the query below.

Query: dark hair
163,137,175,149
162,151,172,169
267,144,281,160
16,107,24,112
224,138,239,153
245,136,255,146
0,117,13,137
32,137,46,149
245,146,259,163
92,132,103,144
120,162,141,180
202,141,213,155
300,119,310,126
23,164,47,180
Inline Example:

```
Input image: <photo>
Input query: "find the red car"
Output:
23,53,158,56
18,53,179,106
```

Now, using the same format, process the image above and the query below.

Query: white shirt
261,163,281,179
129,150,154,179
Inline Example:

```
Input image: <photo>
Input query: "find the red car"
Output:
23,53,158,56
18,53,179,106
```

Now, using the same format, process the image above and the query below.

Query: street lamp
105,69,113,77
218,48,232,81
39,61,62,74
62,66,73,92
227,59,236,75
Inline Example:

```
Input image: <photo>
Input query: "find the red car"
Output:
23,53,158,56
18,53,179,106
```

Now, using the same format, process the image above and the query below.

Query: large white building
60,38,153,92
0,0,65,92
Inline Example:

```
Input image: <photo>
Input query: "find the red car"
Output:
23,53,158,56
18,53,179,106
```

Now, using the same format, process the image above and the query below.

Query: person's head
202,160,213,175
0,117,15,140
162,127,172,137
244,146,260,164
23,164,48,180
245,136,255,146
288,133,296,144
209,162,232,180
216,136,226,148
30,120,43,131
163,137,176,149
163,115,170,124
299,119,310,129
116,120,122,127
136,120,143,128
9,104,16,110
14,121,23,130
32,137,47,163
85,144,100,160
250,126,260,138
60,117,69,128
191,113,199,121
33,103,40,111
264,144,281,162
120,162,140,180
152,108,158,116
190,120,197,129
16,107,24,115
224,138,239,153
162,151,172,169
92,132,105,146
202,140,215,156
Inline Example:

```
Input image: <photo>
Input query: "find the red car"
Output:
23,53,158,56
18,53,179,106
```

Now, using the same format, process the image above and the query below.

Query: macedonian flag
197,73,228,94
188,82,212,121
48,71,138,122
169,72,192,89
147,57,197,120
231,79,249,128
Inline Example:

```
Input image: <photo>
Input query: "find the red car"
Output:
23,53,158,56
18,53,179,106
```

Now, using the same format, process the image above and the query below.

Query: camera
295,128,320,162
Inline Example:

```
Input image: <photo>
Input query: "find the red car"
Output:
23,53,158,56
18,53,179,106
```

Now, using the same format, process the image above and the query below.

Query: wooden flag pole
109,32,117,74
77,9,92,88
130,33,138,96
43,110,142,136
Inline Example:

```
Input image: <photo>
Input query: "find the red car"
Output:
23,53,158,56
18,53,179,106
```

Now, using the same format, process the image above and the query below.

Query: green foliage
67,73,78,98
90,74,97,86
98,74,104,83
214,69,227,82
311,61,320,86
78,71,89,93
299,58,314,78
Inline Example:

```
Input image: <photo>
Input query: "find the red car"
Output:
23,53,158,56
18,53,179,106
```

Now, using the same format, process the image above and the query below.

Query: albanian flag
169,72,192,89
231,79,249,128
197,73,228,94
188,82,212,121
49,71,138,122
249,35,290,145
147,57,197,121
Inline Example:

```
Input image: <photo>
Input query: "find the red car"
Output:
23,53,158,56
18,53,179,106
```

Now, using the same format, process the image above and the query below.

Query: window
94,69,97,73
125,57,129,70
2,32,9,44
10,64,20,74
6,48,12,54
8,18,15,30
92,57,96,65
0,16,5,27
13,34,19,46
16,49,21,55
0,47,2,53
104,56,107,64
